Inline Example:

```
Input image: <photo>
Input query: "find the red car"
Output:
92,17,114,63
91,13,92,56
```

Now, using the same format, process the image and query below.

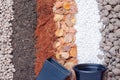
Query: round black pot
73,64,107,80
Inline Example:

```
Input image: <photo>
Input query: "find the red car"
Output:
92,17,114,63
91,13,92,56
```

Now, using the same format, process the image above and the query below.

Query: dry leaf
61,22,69,32
54,41,61,48
55,28,64,37
61,52,70,59
65,15,73,27
64,33,73,43
63,2,71,10
69,27,77,33
58,59,65,65
64,62,74,70
62,46,71,52
71,17,76,24
54,1,63,8
54,14,64,21
68,58,78,64
70,46,77,57
55,53,61,59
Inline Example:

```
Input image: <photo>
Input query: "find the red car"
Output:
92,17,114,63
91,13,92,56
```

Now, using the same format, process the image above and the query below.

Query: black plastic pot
73,64,106,80
37,58,71,80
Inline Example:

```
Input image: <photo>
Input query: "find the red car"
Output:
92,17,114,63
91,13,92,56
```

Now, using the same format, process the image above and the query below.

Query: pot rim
73,63,107,73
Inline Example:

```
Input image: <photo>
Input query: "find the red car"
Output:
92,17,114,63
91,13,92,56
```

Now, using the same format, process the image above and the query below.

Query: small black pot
37,58,71,80
73,64,107,80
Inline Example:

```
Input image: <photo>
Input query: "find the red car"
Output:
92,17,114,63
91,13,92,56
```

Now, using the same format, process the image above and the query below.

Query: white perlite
75,0,103,64
0,0,15,80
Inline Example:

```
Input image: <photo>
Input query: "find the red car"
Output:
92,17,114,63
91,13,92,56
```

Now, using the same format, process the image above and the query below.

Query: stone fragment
115,29,120,37
112,68,120,75
114,5,120,12
105,5,112,11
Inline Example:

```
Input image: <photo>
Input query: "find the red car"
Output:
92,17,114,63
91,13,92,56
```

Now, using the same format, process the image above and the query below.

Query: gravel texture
75,0,104,64
0,0,15,80
11,0,37,80
96,0,120,79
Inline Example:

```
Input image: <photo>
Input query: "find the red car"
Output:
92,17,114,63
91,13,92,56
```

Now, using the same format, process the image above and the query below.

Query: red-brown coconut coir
34,0,56,76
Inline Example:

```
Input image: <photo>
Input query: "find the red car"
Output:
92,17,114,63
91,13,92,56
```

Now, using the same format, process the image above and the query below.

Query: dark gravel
12,0,37,80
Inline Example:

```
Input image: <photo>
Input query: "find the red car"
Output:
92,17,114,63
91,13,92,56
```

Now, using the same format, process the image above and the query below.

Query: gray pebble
109,0,119,5
97,54,104,59
109,33,115,39
105,5,112,11
110,18,117,23
116,64,120,68
114,41,119,46
106,52,112,58
106,41,113,47
108,13,113,19
115,29,120,37
102,9,109,16
98,4,104,11
102,17,109,25
96,0,104,3
103,1,107,5
116,58,120,63
108,72,113,77
114,26,119,30
117,12,120,18
104,58,110,63
112,68,120,75
114,5,120,12
109,24,114,31
115,76,120,79
104,46,111,51
112,78,116,80
115,20,120,27
117,54,120,58
112,61,116,66
109,47,116,55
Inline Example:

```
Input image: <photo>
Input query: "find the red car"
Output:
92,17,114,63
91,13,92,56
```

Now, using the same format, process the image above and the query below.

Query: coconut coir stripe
35,0,56,76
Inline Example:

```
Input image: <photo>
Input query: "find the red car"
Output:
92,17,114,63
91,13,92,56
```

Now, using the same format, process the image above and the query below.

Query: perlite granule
0,0,15,80
75,0,104,64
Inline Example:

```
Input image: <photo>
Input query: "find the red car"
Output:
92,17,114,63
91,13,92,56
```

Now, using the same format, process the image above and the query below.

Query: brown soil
34,0,57,76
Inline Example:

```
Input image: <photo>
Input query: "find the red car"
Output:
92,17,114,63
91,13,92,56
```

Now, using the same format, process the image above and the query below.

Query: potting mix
0,0,120,80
